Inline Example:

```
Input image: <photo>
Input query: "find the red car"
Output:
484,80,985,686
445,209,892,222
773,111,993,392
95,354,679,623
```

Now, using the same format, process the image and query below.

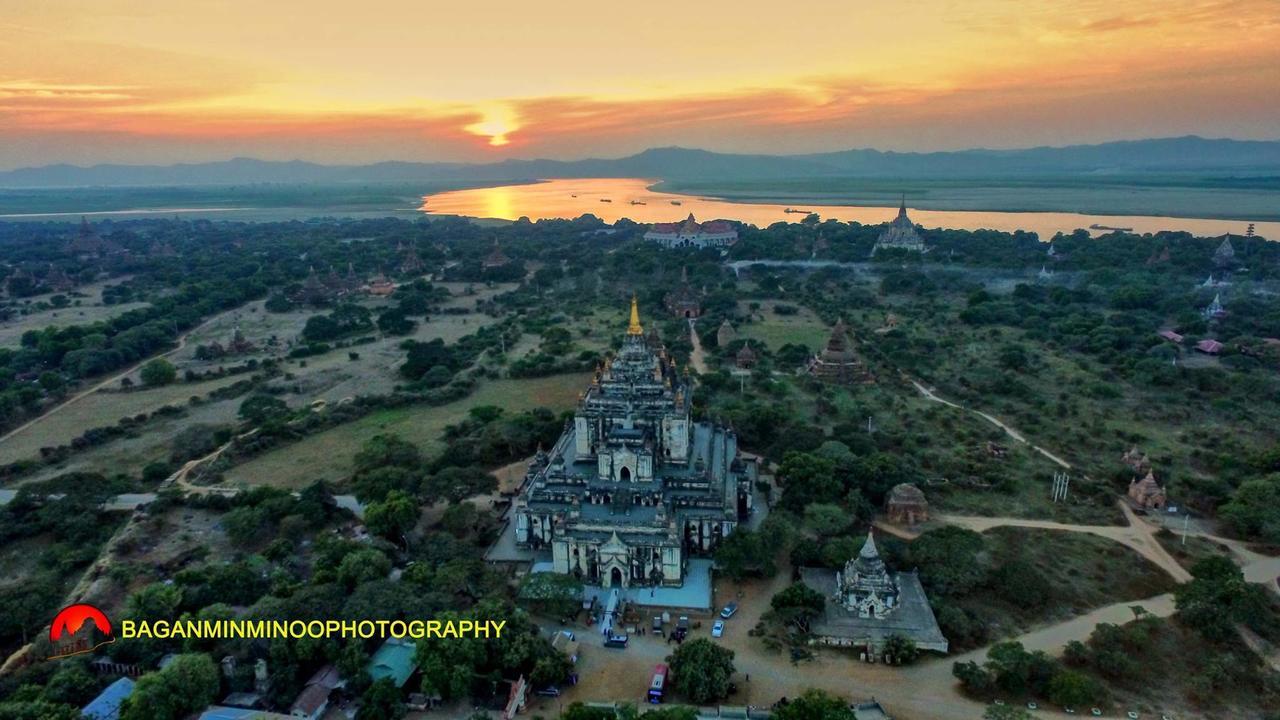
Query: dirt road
0,314,223,446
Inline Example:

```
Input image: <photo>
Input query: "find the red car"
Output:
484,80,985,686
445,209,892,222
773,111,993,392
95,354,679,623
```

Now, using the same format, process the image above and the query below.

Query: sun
465,107,516,147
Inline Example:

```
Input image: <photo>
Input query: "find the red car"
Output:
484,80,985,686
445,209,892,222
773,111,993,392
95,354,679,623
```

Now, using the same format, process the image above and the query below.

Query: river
420,178,1276,239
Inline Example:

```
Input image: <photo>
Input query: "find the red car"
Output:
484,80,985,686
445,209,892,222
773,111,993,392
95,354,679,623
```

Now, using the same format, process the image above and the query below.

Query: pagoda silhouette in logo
48,604,115,659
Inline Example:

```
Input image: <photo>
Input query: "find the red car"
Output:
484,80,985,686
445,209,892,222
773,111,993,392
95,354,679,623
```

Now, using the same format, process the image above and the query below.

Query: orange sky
1,0,1278,169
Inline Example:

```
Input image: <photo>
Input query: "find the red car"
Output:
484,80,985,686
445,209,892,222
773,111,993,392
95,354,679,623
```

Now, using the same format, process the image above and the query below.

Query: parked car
675,616,690,640
604,634,629,648
720,602,738,619
711,620,725,638
535,687,562,697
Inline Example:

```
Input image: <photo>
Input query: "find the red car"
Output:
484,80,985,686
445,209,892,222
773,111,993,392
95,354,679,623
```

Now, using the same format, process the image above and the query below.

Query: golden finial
627,294,643,335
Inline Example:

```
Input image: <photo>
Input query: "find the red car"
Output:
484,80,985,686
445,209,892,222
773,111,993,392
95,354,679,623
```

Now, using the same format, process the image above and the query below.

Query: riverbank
651,175,1280,223
420,177,1277,239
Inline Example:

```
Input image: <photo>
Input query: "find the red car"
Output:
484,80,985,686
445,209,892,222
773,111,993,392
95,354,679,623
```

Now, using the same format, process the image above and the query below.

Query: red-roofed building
644,214,738,249
1195,339,1224,355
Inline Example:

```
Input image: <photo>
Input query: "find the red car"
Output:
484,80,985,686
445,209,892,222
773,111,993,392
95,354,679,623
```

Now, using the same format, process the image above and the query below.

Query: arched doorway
610,567,624,588
619,467,631,482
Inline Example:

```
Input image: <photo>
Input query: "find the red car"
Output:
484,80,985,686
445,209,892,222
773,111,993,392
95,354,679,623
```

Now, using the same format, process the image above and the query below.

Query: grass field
974,526,1179,637
735,300,830,351
1,276,148,348
218,372,591,489
0,373,248,464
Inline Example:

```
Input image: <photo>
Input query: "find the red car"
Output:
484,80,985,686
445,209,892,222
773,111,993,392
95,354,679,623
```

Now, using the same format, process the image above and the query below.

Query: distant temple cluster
800,532,948,654
644,214,739,249
872,200,926,255
511,298,757,588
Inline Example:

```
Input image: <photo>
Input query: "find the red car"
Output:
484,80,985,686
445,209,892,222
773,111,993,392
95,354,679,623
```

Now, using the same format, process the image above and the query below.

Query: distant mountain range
3,136,1279,187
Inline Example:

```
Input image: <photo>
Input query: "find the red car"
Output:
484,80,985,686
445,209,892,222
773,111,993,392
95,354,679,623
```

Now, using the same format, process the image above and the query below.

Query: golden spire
627,294,643,335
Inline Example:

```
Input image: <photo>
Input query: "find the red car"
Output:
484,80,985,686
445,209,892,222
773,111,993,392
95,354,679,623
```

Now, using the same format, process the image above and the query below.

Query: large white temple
512,298,757,588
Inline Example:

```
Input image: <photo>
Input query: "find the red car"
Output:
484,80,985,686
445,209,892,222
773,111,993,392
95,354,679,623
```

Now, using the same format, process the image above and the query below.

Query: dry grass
218,372,590,489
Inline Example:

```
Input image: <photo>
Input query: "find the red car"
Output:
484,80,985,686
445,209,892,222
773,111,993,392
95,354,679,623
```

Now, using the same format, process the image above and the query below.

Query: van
604,634,629,648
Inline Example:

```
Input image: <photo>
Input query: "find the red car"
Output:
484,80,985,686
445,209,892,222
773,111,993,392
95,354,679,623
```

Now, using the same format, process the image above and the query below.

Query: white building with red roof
644,214,738,249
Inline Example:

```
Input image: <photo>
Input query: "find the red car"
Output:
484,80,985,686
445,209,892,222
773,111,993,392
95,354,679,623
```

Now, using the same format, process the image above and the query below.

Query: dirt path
908,377,1072,469
162,428,258,496
935,501,1191,582
687,319,709,374
0,314,222,446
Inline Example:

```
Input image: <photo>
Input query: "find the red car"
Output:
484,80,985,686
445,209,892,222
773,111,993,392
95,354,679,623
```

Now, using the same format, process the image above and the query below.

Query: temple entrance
610,567,623,587
619,467,631,482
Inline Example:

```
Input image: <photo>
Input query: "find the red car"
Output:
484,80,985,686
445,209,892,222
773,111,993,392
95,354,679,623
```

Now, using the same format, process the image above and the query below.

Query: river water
421,178,1275,240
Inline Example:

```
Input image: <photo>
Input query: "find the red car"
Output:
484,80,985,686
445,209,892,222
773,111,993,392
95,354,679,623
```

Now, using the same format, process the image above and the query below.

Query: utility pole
1051,472,1070,503
1182,511,1190,546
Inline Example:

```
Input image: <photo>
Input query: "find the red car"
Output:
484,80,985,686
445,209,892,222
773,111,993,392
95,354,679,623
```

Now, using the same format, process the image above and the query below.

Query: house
1195,339,1224,355
81,677,135,720
1157,330,1184,344
367,638,417,688
290,664,343,720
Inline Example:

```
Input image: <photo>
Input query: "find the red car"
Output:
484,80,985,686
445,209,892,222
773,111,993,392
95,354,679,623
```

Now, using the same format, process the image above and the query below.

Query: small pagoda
483,240,511,269
664,266,702,318
1213,236,1236,269
1128,470,1167,510
808,319,873,385
835,531,899,619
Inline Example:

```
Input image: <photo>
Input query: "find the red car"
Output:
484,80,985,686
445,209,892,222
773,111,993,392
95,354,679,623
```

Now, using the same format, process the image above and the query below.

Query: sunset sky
2,0,1278,169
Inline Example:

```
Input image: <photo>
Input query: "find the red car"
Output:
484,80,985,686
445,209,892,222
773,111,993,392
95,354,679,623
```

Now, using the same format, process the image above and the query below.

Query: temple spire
860,528,880,560
627,294,644,335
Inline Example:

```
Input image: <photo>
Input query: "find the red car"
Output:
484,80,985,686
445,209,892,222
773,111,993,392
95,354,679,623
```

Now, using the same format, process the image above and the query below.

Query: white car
711,620,725,638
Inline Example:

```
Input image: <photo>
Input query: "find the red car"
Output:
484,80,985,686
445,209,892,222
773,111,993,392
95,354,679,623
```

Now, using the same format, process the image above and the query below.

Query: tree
125,583,182,621
777,451,839,510
120,654,218,720
667,638,735,704
802,503,851,537
1047,669,1103,708
713,529,777,580
1219,475,1280,543
1175,555,1268,641
239,394,289,424
769,583,826,634
771,689,855,720
953,660,995,698
139,359,176,387
908,526,987,597
355,434,422,473
338,548,393,588
42,660,100,706
357,678,406,720
364,490,419,542
353,466,417,504
0,701,82,720
882,633,919,664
